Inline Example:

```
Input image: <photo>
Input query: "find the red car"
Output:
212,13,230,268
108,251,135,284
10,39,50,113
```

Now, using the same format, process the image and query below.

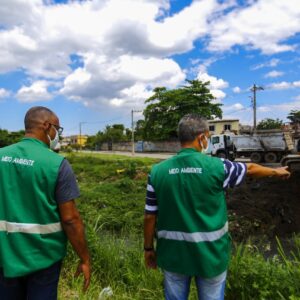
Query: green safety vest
0,138,67,277
151,148,229,278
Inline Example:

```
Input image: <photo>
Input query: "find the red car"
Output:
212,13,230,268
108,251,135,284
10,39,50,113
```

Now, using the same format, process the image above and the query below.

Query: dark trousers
0,260,62,300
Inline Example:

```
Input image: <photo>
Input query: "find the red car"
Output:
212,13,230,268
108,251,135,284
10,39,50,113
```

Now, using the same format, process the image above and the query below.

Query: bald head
24,106,56,132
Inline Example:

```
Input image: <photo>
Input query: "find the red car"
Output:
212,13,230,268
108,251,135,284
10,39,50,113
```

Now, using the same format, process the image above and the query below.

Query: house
62,135,88,147
208,119,240,135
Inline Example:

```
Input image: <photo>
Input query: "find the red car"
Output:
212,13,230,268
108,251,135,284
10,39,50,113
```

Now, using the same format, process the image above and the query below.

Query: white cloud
16,80,53,102
0,88,11,99
60,54,185,106
107,83,154,108
259,100,300,115
268,80,300,90
257,106,272,113
120,84,154,103
208,0,300,54
224,99,300,125
0,0,224,75
0,0,227,108
0,0,43,29
197,72,228,100
0,0,300,113
264,70,284,78
252,58,280,70
210,89,226,100
223,103,245,112
268,81,291,90
197,73,228,90
232,86,241,93
195,57,221,74
294,81,300,88
147,0,226,53
223,104,253,125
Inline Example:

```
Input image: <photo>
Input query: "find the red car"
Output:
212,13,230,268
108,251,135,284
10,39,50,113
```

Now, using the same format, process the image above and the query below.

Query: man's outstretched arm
246,163,290,179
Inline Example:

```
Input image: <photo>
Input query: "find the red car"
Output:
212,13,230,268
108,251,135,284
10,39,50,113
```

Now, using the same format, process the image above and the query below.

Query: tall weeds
59,154,300,300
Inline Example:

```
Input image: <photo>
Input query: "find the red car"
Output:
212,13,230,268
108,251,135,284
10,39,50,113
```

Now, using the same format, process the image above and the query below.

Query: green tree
0,129,9,147
125,128,132,141
134,119,145,141
91,131,106,150
0,129,24,147
257,118,283,130
287,110,300,124
143,80,222,140
85,124,132,150
85,135,97,150
103,124,127,142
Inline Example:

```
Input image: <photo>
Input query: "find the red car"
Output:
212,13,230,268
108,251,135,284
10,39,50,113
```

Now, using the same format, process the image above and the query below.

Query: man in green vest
0,107,90,300
144,114,290,300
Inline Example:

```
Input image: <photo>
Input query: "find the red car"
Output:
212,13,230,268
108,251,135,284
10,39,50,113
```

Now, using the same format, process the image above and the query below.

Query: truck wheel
264,152,277,163
250,152,262,163
217,151,227,159
229,155,235,162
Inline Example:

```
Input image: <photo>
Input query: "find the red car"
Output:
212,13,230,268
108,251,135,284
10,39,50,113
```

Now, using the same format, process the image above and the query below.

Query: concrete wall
99,141,180,152
140,141,180,152
99,141,132,151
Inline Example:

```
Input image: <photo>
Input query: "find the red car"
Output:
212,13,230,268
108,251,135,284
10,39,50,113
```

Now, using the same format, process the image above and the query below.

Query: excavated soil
226,170,300,242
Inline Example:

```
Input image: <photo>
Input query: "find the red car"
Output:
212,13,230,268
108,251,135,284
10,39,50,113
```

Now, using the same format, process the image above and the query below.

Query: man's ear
198,133,206,143
42,121,51,132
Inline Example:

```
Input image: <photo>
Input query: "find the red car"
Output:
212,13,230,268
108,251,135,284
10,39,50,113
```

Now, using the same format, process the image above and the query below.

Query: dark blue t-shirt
55,159,80,204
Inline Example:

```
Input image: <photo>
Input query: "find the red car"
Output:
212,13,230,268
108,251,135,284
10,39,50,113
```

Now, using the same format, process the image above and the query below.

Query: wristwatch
144,246,154,251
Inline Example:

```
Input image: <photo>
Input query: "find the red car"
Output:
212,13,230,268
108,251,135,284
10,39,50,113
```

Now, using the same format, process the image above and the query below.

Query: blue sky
0,0,299,136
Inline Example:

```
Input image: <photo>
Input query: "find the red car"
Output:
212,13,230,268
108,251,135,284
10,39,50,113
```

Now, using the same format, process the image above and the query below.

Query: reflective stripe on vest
158,221,228,243
0,220,62,234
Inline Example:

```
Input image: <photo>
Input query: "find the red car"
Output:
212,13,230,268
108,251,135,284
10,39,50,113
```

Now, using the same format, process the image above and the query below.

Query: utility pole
79,122,86,151
131,109,142,156
250,84,264,133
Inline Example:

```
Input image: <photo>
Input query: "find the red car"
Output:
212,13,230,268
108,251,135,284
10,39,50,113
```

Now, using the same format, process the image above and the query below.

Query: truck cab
209,134,236,160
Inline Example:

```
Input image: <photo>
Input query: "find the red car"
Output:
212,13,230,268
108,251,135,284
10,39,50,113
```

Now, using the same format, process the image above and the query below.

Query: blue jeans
0,260,62,300
164,270,227,300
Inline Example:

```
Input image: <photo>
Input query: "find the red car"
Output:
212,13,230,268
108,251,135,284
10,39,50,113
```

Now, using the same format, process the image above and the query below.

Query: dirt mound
227,170,300,241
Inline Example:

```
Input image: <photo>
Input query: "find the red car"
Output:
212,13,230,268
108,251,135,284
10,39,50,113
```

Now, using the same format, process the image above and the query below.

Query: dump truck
210,130,295,163
280,154,300,171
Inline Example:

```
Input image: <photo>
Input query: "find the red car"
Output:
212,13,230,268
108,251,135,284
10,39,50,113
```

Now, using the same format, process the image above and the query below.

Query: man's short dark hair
178,114,208,143
24,106,54,131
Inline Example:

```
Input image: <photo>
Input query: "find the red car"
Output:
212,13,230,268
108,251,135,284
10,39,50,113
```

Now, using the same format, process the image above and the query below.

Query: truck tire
229,154,235,162
250,152,262,163
264,152,277,163
217,151,227,159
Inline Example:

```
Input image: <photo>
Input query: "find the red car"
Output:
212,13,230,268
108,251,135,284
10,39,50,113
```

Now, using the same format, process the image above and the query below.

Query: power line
64,113,132,133
131,109,142,156
250,84,264,133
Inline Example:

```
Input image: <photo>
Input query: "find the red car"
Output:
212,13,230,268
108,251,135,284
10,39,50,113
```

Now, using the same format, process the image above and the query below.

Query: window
211,136,220,144
209,125,215,132
224,124,231,131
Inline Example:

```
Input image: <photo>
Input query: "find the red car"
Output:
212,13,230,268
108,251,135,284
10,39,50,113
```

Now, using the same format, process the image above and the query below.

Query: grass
58,153,300,300
227,238,300,300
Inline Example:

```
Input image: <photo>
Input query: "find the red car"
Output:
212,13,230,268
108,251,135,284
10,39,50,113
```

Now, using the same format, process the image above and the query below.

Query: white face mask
200,135,210,153
47,127,59,150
